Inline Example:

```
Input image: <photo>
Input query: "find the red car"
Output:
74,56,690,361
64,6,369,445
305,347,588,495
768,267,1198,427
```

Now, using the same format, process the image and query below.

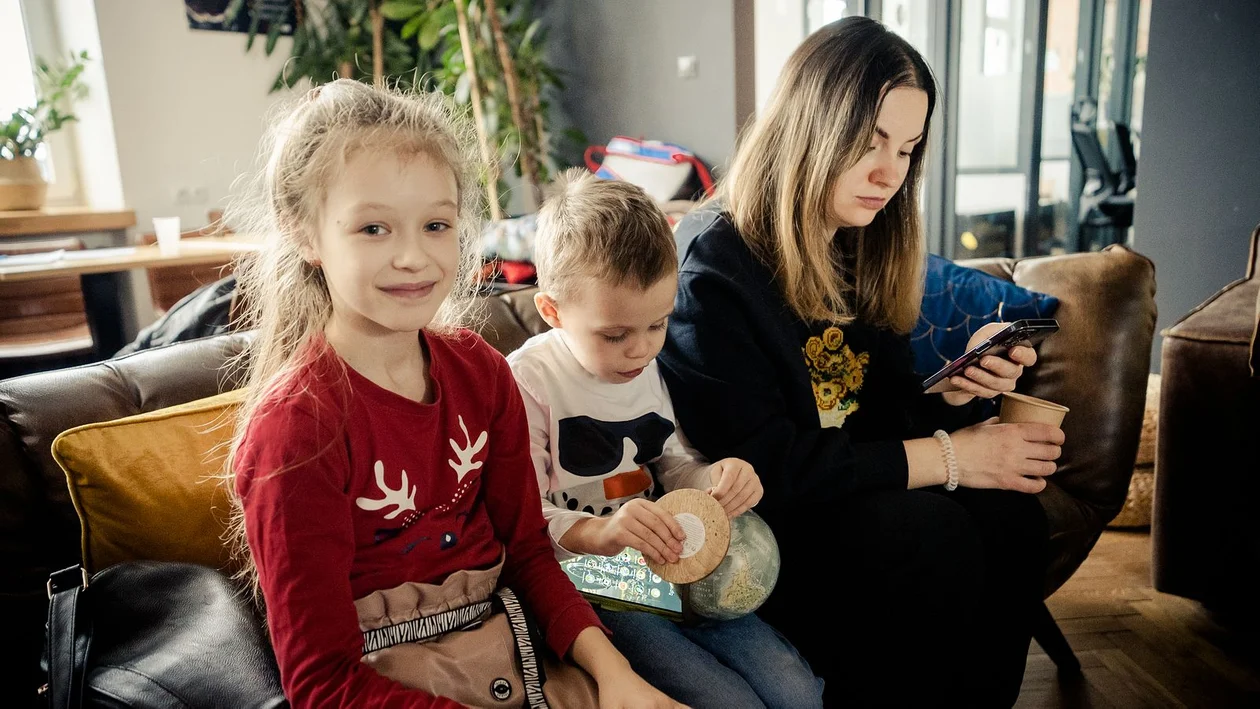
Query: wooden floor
1017,530,1260,708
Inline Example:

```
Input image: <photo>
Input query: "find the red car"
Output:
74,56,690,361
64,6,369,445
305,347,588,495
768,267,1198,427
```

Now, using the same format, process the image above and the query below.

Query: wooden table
0,207,136,238
0,236,259,359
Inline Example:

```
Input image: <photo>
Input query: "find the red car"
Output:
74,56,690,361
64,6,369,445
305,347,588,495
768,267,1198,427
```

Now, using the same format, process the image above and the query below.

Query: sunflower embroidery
803,326,870,429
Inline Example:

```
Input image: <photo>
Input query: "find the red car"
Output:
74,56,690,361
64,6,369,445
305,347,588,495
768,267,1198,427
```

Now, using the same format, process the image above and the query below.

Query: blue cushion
911,254,1061,379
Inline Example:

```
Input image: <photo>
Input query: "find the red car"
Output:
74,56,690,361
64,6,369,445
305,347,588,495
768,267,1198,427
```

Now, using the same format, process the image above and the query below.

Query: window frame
8,0,85,207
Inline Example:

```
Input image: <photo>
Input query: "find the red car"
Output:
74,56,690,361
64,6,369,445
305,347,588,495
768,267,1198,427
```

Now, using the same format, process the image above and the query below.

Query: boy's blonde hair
222,79,483,596
534,168,677,300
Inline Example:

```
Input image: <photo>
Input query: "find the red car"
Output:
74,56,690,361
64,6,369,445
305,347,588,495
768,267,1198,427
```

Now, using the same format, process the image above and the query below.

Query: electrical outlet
173,186,209,205
677,56,698,79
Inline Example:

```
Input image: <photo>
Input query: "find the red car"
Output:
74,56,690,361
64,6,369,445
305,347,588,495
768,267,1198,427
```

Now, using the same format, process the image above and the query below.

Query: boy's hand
706,458,763,518
589,499,686,565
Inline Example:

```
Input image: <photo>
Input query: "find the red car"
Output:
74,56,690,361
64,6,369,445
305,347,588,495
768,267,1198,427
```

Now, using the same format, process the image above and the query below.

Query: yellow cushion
52,389,246,573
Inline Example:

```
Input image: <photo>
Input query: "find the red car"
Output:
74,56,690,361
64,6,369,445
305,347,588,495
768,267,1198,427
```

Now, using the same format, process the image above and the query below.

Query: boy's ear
534,291,563,329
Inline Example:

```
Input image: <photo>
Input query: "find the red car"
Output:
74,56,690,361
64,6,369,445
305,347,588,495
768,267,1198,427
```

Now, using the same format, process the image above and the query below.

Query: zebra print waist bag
354,554,599,708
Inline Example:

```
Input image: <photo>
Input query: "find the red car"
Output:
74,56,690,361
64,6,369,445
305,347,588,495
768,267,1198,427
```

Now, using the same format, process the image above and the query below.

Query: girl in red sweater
225,79,685,709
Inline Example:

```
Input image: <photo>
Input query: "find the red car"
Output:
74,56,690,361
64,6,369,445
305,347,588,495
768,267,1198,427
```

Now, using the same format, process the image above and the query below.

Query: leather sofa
1153,223,1260,620
0,245,1157,704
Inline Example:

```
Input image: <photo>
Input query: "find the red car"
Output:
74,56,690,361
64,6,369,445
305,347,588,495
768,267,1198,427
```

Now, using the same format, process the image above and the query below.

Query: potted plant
239,1,575,219
0,50,90,211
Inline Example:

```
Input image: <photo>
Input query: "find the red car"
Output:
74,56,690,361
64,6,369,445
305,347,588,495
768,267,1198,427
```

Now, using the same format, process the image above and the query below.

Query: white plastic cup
153,216,182,255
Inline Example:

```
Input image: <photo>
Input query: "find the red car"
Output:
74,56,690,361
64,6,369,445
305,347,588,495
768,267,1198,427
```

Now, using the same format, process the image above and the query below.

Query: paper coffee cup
999,391,1069,427
153,216,182,256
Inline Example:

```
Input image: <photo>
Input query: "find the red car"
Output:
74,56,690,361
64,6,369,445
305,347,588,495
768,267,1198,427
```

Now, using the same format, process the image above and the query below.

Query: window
0,1,38,128
807,0,865,33
1,0,83,204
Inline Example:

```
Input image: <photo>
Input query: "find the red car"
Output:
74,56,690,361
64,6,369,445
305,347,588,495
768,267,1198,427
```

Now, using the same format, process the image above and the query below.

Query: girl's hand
571,627,690,709
706,458,763,518
590,499,685,565
599,669,690,709
949,417,1064,493
942,322,1039,405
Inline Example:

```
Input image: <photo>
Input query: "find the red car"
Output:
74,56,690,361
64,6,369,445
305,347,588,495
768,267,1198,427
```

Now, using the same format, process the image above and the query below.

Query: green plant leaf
350,0,368,24
520,19,541,50
245,5,264,51
379,1,424,20
223,0,248,25
401,13,424,39
419,12,444,50
292,24,309,55
437,2,457,24
385,31,411,52
265,23,283,54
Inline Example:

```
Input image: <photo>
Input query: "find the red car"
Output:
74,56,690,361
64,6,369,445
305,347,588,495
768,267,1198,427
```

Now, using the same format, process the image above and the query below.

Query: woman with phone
658,17,1064,708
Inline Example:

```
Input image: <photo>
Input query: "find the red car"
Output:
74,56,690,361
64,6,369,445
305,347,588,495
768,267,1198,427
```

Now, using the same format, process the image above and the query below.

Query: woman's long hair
720,16,936,333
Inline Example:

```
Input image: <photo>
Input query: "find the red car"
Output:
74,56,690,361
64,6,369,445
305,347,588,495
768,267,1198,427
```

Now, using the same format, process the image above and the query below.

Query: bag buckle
47,565,89,599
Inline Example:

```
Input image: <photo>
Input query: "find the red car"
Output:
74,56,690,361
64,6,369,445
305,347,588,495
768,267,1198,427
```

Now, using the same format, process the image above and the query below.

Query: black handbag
42,561,288,708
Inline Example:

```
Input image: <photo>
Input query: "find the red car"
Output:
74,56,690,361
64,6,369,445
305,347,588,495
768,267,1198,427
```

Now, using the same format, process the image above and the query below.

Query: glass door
1034,0,1082,255
951,0,1029,258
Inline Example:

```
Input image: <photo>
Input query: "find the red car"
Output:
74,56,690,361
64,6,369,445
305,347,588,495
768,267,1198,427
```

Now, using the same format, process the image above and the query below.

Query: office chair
1113,122,1138,194
1070,99,1135,251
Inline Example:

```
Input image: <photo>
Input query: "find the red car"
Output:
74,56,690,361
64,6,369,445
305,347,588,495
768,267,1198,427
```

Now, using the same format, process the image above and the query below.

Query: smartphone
922,319,1059,393
560,548,684,621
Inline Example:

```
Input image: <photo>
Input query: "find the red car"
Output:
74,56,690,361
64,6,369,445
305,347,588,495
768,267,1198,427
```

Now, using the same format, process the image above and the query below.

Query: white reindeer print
449,415,488,483
356,460,417,520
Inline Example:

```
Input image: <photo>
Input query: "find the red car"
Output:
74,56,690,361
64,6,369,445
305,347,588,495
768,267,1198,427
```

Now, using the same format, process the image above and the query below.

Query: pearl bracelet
934,430,959,491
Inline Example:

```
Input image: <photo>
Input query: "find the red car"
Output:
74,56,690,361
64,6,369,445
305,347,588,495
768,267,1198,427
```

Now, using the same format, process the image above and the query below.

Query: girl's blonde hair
222,79,484,594
721,16,936,333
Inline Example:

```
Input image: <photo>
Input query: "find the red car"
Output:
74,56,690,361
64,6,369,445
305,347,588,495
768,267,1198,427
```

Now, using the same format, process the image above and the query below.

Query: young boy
507,169,823,709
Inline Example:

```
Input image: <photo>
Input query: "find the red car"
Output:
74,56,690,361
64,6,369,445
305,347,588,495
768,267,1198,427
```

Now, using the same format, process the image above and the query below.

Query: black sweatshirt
659,210,978,520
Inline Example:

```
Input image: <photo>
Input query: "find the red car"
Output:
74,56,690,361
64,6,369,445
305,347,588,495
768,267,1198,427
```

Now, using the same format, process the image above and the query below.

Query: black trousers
757,487,1048,709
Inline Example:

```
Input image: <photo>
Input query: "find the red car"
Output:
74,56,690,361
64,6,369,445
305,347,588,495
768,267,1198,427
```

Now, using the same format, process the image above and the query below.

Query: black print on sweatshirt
557,413,676,478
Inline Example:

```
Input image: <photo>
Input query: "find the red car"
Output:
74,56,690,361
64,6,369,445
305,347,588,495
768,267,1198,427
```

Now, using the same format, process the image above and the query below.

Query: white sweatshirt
507,329,712,560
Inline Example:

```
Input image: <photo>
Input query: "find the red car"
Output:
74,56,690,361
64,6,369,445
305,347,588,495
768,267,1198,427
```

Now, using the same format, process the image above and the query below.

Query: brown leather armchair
1153,223,1260,620
0,246,1156,703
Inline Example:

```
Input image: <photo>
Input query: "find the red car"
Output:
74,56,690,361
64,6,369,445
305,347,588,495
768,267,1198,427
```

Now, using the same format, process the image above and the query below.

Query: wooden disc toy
646,488,731,584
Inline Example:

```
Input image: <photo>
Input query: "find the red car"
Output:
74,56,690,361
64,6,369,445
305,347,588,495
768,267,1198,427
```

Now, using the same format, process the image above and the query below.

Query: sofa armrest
477,287,548,355
959,245,1157,594
0,333,252,593
1250,223,1260,377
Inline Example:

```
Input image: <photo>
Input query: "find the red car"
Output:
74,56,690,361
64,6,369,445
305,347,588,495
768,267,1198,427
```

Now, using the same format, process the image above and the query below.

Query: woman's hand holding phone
940,322,1039,406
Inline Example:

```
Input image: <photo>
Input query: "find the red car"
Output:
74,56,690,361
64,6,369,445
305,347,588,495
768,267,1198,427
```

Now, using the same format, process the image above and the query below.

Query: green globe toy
686,510,781,620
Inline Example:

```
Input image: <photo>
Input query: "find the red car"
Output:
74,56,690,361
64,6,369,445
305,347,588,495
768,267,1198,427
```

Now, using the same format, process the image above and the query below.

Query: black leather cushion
59,561,286,708
0,334,252,702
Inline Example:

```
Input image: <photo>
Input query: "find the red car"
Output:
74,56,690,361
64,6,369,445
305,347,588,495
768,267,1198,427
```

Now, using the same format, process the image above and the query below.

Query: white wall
955,0,1023,170
754,0,805,115
53,0,125,209
549,0,740,172
1132,0,1260,369
94,0,297,234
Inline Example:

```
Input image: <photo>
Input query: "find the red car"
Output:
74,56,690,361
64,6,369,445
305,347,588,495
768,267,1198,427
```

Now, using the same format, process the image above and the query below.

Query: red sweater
235,331,602,708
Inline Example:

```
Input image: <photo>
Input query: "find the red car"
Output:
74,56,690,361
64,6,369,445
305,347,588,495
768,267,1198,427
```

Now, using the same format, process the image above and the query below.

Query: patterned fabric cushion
911,254,1061,379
